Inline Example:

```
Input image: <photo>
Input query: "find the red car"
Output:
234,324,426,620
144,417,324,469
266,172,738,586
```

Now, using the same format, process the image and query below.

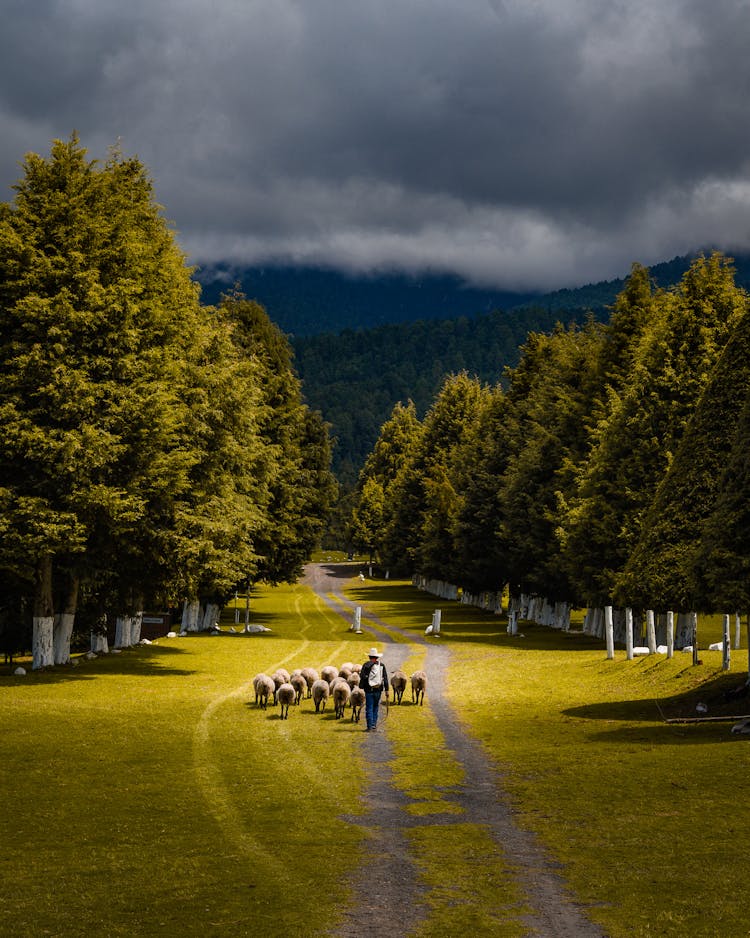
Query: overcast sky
2,0,750,291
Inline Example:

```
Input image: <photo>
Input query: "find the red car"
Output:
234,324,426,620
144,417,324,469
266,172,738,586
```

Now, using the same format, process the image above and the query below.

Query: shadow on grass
0,642,197,685
564,670,750,732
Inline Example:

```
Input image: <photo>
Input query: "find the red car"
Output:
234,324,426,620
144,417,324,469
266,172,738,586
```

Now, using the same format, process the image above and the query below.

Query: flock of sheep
251,662,428,721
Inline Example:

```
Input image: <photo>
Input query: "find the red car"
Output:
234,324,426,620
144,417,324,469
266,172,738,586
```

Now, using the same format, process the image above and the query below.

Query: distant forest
197,251,750,486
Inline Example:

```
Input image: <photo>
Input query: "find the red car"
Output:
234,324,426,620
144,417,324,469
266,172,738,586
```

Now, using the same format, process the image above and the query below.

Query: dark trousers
365,689,382,729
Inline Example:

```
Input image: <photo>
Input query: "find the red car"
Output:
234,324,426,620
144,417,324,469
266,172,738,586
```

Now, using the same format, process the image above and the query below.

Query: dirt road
303,564,605,938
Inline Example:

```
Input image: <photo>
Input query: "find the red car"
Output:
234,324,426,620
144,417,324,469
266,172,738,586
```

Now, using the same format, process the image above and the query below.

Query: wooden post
723,614,731,671
625,607,634,660
666,610,674,658
646,609,657,654
605,605,614,660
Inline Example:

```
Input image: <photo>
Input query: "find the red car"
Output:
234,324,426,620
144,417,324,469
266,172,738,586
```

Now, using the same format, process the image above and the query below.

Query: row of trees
349,253,750,623
0,136,335,668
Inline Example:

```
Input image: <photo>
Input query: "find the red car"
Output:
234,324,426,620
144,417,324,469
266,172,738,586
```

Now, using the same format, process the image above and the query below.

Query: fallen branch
665,714,750,724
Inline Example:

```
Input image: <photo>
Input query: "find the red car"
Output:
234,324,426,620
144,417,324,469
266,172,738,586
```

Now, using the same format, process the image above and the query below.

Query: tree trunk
131,610,143,644
114,615,132,648
181,598,201,632
625,607,634,660
32,555,55,670
53,574,79,665
201,602,220,630
90,611,109,654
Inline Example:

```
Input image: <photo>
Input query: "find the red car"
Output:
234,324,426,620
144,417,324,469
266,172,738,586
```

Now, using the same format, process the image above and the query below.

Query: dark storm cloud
2,0,750,289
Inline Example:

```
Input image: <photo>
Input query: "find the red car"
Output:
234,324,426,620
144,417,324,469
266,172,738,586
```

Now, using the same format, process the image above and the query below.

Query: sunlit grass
0,581,371,937
348,577,750,938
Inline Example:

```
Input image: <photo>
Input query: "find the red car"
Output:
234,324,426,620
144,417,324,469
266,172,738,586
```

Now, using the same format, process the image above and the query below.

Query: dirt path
303,563,606,938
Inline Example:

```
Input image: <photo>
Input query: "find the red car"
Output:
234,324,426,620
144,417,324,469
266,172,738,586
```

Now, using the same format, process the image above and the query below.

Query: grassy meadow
2,571,749,937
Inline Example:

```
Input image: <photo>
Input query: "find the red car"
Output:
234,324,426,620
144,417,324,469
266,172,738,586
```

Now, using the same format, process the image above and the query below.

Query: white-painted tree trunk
735,612,742,650
202,602,221,631
131,611,143,644
114,615,131,648
605,606,614,659
675,612,691,649
666,611,674,659
646,610,657,654
91,631,109,654
182,599,201,632
53,613,75,665
625,607,634,660
32,616,54,669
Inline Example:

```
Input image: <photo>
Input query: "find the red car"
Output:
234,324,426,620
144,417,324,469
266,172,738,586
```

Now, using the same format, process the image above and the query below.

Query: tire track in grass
191,583,357,865
311,565,604,938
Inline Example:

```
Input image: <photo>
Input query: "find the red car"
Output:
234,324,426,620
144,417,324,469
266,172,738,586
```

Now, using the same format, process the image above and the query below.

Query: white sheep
321,665,339,685
338,665,353,680
351,663,362,674
350,686,366,723
312,679,330,713
271,669,291,704
347,671,361,689
340,661,355,672
301,667,319,697
410,670,427,705
252,673,275,710
290,673,307,704
333,680,351,719
390,670,408,704
277,682,295,719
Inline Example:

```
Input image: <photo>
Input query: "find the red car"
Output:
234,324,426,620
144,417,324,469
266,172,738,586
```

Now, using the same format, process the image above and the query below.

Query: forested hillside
291,251,750,484
293,304,607,485
195,265,539,336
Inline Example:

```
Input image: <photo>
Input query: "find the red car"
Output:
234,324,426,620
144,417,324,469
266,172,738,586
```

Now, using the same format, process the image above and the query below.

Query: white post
433,609,441,636
666,611,674,659
735,612,741,650
353,606,362,633
723,614,731,671
234,592,240,625
244,580,250,630
625,608,634,660
646,610,657,654
605,605,614,660
691,612,699,666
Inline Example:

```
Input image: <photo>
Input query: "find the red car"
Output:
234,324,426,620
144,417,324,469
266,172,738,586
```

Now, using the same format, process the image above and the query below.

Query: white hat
368,647,382,657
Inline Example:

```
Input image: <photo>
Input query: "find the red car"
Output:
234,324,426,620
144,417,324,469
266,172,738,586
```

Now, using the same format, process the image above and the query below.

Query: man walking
360,647,389,732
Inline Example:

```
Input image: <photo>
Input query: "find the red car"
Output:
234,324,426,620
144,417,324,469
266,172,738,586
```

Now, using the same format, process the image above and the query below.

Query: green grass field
2,573,749,937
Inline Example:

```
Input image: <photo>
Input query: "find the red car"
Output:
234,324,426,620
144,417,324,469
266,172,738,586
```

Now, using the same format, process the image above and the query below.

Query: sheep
390,670,408,705
252,673,275,710
333,680,351,719
338,666,352,680
350,686,365,723
320,665,339,685
290,673,307,704
340,661,355,672
312,679,330,713
410,670,427,705
347,671,361,689
277,682,296,719
350,663,362,674
301,667,319,697
271,669,291,704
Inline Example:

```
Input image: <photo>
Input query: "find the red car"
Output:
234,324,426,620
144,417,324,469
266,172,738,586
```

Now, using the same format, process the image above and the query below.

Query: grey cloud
2,0,750,290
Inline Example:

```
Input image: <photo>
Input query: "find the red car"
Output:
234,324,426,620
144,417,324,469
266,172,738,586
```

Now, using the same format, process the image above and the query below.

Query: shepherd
360,647,389,732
